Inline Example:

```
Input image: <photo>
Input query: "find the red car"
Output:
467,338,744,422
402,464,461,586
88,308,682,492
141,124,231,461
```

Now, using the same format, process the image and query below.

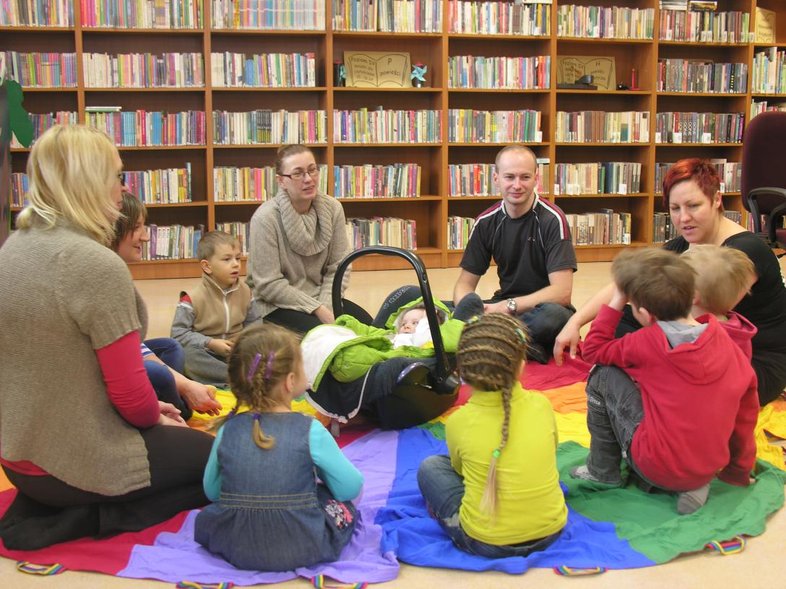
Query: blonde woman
0,125,212,550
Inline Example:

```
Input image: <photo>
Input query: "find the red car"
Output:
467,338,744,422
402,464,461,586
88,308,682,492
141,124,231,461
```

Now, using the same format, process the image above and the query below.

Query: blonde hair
16,125,121,245
456,313,528,515
682,245,756,315
224,324,302,450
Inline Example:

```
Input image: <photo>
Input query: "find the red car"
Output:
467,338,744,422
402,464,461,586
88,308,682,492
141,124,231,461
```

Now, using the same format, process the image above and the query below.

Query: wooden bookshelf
3,0,785,278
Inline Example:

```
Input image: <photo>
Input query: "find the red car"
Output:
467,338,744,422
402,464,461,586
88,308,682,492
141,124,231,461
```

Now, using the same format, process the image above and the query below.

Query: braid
459,313,527,516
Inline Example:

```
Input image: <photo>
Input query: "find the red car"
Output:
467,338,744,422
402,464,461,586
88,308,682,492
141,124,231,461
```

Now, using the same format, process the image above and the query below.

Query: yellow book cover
755,7,776,44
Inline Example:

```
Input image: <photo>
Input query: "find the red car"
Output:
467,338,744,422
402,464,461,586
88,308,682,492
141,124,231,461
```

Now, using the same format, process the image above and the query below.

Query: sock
677,483,710,515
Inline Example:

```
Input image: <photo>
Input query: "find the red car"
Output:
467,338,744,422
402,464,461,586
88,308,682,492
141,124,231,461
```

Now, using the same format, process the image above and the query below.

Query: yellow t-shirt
447,383,568,545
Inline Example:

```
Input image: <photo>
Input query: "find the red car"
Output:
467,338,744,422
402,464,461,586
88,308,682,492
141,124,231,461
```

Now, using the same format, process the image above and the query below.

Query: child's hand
609,285,628,311
180,381,223,416
208,338,233,357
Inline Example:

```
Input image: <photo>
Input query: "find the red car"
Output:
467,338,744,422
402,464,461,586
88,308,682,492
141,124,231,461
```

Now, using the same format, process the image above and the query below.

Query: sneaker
571,465,623,487
677,483,710,515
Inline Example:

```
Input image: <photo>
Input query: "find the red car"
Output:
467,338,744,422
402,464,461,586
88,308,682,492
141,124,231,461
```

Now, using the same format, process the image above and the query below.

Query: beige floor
2,262,785,588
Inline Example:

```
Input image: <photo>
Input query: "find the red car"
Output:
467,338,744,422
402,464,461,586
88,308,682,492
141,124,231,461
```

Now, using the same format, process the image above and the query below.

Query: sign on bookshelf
344,51,412,88
557,56,616,91
755,7,776,44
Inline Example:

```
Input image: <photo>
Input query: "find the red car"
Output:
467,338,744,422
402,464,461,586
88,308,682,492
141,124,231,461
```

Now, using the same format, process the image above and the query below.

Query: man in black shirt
453,145,577,362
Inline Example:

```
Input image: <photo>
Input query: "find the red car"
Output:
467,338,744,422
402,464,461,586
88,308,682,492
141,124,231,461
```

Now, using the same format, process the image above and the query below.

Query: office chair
741,111,786,254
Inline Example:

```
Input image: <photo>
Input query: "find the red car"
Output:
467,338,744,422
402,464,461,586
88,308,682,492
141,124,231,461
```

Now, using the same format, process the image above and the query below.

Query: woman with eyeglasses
247,144,372,334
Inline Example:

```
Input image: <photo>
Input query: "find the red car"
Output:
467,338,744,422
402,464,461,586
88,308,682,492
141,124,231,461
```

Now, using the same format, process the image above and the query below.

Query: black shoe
526,341,550,365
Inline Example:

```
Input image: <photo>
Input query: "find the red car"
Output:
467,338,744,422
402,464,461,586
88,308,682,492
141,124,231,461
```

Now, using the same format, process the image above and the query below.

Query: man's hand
207,338,233,357
314,305,335,324
484,300,510,315
179,380,222,416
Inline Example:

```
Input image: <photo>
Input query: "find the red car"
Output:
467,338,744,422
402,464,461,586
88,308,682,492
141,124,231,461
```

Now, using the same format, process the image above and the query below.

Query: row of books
658,9,750,43
654,209,743,243
1,0,73,26
447,0,550,36
654,112,744,144
654,160,741,194
751,48,786,95
556,6,654,40
567,210,632,246
447,55,550,90
211,52,317,88
448,109,542,143
10,111,77,148
213,110,327,145
211,0,325,30
553,162,642,196
141,224,203,260
377,0,443,33
124,166,193,204
80,0,203,29
333,0,441,32
555,111,650,144
447,216,475,250
83,52,204,88
216,222,251,255
333,164,422,199
333,109,442,144
751,100,786,118
0,52,77,88
86,110,207,147
346,217,418,251
656,59,747,94
447,160,550,196
213,165,329,202
9,173,29,207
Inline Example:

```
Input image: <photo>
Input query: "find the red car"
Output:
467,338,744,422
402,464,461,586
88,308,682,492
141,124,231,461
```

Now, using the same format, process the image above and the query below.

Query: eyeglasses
279,166,320,181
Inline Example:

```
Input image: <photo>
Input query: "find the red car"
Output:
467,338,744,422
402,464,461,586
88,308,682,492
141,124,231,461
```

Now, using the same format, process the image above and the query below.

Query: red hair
662,158,721,209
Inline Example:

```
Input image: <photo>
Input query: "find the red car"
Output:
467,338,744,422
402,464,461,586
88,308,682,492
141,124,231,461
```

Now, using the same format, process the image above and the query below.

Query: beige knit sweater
0,220,153,496
246,190,351,318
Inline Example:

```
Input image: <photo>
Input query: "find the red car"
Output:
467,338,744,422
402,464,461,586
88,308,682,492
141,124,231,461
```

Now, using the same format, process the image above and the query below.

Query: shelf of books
2,0,783,278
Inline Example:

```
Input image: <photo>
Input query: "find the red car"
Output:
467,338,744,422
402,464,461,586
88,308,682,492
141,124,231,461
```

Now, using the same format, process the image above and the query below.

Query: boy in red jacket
572,248,758,514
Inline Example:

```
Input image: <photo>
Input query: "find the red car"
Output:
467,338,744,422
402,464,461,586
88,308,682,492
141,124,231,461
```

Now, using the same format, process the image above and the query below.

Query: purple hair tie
264,352,275,380
247,352,262,381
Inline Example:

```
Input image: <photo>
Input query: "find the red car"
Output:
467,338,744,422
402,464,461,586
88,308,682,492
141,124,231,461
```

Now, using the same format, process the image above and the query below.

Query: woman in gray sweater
0,125,212,550
247,144,371,333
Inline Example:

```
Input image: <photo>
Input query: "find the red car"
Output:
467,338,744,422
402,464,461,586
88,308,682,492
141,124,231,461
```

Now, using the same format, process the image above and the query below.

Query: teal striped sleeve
309,420,364,501
202,426,224,502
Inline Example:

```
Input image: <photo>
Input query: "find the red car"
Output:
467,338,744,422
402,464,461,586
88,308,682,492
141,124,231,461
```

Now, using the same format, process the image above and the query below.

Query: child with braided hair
194,323,363,571
417,313,567,558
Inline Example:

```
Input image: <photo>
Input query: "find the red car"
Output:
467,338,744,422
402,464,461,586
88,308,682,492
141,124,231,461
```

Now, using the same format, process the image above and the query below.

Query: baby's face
399,309,426,334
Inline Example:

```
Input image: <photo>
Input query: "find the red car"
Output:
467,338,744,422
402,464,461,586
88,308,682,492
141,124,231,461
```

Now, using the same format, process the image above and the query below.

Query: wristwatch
506,298,518,314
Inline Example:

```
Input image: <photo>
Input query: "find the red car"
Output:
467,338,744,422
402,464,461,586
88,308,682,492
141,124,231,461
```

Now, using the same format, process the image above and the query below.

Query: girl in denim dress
195,324,363,571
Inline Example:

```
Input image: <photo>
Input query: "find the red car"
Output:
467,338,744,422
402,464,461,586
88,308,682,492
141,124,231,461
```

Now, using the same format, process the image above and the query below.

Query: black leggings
264,298,372,334
0,425,213,549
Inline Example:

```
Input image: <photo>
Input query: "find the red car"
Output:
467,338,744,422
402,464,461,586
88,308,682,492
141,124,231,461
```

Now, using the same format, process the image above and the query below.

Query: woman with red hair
554,158,786,405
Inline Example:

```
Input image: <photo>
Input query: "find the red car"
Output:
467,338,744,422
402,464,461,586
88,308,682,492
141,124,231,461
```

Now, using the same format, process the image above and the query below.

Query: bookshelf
2,0,784,278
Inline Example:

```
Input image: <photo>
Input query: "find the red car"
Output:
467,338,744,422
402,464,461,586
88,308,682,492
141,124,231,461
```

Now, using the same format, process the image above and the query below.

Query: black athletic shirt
460,197,577,301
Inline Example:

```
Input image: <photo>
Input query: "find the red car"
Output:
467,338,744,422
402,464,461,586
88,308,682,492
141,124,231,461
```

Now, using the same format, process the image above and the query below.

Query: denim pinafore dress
194,412,357,571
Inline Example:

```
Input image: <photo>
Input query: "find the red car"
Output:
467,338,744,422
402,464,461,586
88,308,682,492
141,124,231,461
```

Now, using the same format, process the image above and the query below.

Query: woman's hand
314,305,335,324
158,401,188,427
553,320,581,366
179,380,222,416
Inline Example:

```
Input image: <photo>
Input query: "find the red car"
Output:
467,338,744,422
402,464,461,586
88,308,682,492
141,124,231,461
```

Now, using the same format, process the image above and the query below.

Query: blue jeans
417,455,560,558
143,338,190,420
514,302,575,350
